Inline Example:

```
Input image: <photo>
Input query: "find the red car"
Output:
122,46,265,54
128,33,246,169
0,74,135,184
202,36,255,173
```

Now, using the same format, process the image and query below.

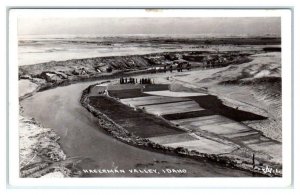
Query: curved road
21,80,256,177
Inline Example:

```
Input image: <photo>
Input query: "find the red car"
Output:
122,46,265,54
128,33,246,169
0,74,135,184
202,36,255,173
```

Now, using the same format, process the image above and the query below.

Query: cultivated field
86,83,282,172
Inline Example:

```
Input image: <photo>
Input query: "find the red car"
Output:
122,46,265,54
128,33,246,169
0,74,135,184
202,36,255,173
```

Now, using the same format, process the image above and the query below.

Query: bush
106,66,113,73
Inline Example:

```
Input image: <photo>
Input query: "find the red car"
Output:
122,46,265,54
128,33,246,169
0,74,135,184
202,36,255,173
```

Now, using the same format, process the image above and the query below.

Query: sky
18,17,281,37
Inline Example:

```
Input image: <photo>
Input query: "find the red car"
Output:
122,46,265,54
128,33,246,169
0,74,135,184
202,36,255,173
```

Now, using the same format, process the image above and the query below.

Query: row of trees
140,78,153,84
162,64,192,73
119,77,153,84
120,77,137,84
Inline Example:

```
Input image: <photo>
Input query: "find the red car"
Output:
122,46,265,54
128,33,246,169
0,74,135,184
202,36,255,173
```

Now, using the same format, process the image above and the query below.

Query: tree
187,63,191,71
106,66,112,73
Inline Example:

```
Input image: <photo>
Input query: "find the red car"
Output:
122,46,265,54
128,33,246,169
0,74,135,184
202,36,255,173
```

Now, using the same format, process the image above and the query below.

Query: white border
8,8,292,188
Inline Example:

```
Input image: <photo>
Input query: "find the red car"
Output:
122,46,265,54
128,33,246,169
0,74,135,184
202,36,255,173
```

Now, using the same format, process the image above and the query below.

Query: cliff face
19,50,254,90
19,115,82,178
19,54,153,77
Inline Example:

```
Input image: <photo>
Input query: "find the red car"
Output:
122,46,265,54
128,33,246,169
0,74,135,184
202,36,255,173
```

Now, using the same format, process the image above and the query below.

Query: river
21,80,257,177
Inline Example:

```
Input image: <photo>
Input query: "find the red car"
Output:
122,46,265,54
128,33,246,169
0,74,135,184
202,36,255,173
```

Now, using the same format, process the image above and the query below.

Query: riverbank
19,109,82,178
19,75,91,177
